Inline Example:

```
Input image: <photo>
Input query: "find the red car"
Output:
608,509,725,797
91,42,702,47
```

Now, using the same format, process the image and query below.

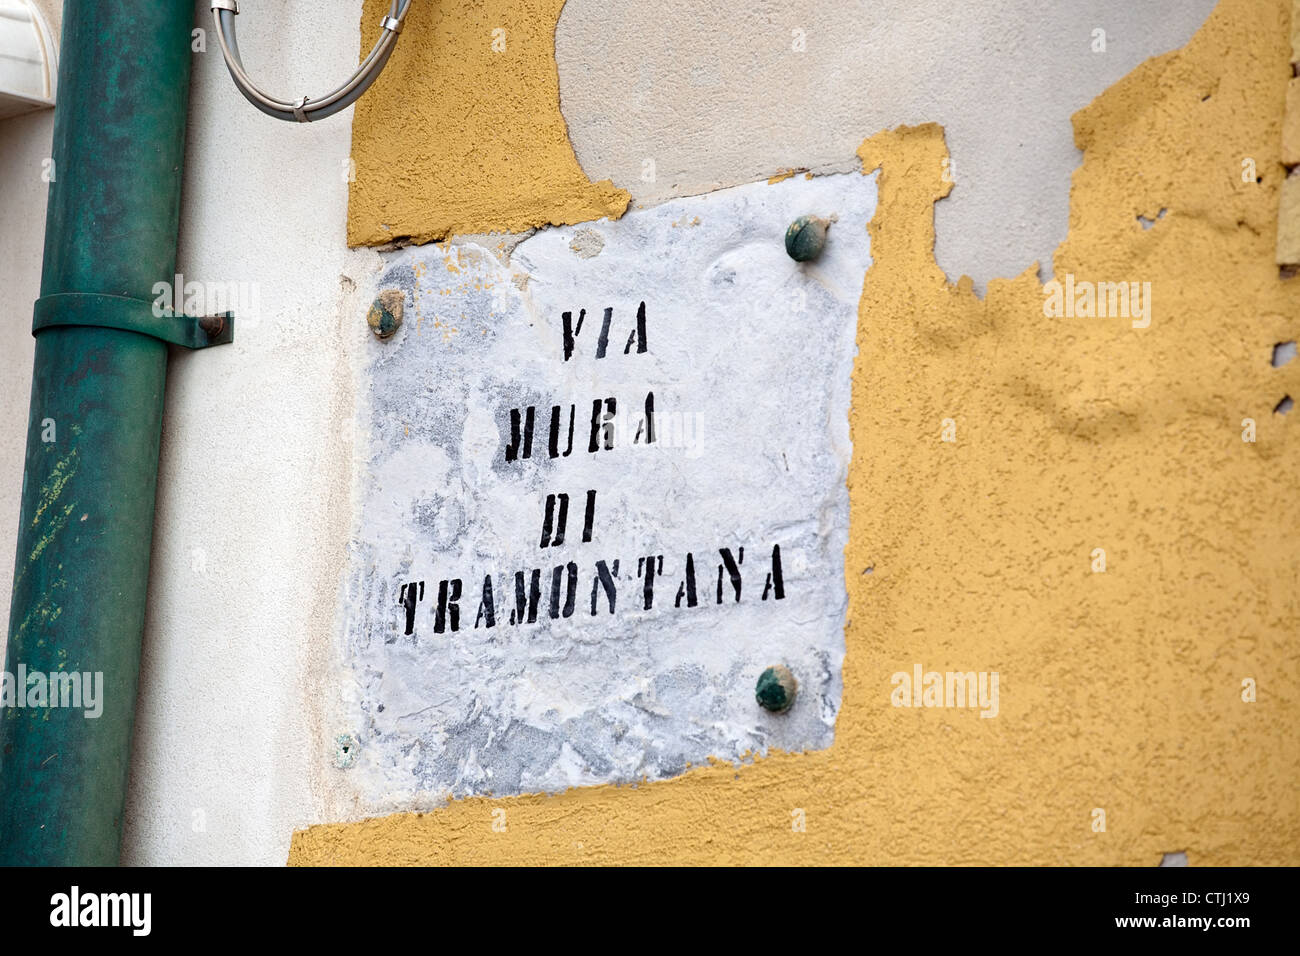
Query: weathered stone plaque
342,173,875,805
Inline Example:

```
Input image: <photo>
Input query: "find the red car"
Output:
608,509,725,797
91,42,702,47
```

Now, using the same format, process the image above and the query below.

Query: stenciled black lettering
624,300,647,354
596,306,613,359
588,397,616,453
674,553,697,608
762,544,785,601
634,391,655,445
549,563,579,619
548,404,575,458
638,554,664,610
540,493,570,548
562,309,585,361
716,547,744,603
582,489,597,543
509,569,542,625
505,406,535,462
434,579,462,633
397,580,424,638
475,574,497,628
590,559,619,615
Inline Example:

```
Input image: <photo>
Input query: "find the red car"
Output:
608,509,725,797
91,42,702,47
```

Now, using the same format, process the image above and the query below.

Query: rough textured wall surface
292,0,1299,865
555,0,1221,291
348,0,1218,289
346,0,628,246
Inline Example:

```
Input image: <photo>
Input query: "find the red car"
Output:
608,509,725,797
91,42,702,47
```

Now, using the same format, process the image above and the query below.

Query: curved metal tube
212,0,411,122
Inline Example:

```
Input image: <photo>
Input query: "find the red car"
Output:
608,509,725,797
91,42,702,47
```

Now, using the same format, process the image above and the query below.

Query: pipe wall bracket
32,292,235,349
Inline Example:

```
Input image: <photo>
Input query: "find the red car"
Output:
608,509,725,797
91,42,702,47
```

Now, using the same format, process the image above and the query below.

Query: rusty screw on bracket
198,314,225,338
756,664,797,713
785,215,832,262
367,289,405,338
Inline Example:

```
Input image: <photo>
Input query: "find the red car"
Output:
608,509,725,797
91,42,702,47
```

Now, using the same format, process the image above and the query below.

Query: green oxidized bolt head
785,215,831,262
367,288,405,338
756,664,797,713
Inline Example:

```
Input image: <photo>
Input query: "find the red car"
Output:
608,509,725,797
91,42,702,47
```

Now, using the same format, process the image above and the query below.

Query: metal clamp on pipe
32,294,235,350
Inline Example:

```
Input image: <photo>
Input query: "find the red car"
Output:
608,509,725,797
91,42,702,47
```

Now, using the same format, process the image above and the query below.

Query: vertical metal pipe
0,0,194,865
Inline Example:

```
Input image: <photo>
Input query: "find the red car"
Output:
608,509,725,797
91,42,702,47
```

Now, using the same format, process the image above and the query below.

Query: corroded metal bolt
785,215,831,262
756,664,797,713
198,314,225,338
367,288,405,338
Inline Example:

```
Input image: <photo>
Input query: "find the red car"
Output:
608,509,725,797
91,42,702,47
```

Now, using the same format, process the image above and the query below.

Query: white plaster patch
342,172,875,808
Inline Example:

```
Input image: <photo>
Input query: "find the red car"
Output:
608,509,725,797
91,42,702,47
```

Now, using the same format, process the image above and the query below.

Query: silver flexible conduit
211,0,412,122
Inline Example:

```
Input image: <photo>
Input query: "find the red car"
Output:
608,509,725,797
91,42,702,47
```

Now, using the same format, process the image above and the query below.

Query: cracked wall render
292,0,1300,865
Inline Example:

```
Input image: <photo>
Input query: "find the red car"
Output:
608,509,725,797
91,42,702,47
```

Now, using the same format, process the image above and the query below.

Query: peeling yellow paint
346,0,630,247
767,168,802,184
293,0,1299,864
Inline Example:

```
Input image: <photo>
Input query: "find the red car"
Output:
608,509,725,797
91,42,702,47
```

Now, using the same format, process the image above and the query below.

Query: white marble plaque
341,172,875,806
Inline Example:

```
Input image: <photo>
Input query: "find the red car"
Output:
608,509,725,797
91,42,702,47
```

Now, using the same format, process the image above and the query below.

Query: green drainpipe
0,0,231,866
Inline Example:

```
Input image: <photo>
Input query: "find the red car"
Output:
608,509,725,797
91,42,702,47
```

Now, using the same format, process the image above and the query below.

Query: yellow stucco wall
293,0,1300,864
346,0,629,246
